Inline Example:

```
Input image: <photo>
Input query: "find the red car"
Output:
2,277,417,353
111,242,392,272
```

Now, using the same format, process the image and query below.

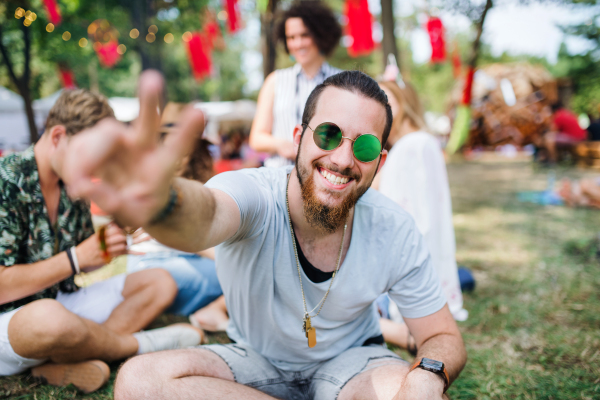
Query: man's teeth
320,169,349,185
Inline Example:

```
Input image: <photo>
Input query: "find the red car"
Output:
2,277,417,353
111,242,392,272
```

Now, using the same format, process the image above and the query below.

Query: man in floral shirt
0,89,203,393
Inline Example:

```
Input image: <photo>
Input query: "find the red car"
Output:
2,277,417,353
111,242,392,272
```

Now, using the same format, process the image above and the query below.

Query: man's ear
48,125,67,146
292,124,303,148
375,149,388,175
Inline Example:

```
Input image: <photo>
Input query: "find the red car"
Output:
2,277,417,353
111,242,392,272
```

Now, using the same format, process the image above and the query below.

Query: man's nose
329,138,355,170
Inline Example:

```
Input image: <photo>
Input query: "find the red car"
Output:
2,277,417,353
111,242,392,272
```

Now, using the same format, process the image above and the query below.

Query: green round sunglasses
303,122,383,163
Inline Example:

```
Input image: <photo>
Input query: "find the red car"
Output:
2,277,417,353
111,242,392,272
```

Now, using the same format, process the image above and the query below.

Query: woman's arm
248,72,296,159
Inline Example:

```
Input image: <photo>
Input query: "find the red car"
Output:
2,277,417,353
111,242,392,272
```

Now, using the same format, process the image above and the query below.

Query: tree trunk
0,22,38,144
468,0,493,68
20,86,38,144
261,0,278,78
380,0,399,71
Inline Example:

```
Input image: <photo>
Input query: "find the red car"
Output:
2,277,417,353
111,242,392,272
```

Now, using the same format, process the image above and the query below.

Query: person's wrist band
66,248,79,276
410,358,450,393
70,246,80,274
149,185,179,225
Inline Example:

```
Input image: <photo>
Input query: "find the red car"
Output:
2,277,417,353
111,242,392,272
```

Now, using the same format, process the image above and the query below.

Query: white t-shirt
205,166,446,371
379,131,466,320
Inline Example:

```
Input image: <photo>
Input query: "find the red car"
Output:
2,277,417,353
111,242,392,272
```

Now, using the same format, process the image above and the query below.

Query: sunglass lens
313,123,342,151
353,134,381,162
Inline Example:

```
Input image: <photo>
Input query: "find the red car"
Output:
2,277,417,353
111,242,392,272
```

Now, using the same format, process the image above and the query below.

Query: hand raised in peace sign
63,71,205,228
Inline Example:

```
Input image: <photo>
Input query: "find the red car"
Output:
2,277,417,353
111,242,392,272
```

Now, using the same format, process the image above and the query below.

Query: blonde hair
379,80,426,138
45,89,114,136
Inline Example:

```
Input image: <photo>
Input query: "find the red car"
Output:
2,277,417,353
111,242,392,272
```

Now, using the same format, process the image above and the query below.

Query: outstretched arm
63,71,240,253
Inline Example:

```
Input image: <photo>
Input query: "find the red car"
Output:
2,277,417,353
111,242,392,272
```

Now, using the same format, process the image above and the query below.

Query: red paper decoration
426,16,446,63
88,20,121,68
96,40,121,68
462,66,475,105
59,67,76,89
42,0,62,26
225,0,240,33
186,33,212,81
345,0,374,57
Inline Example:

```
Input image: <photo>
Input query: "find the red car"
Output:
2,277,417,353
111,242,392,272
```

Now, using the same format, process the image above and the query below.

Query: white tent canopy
0,88,257,152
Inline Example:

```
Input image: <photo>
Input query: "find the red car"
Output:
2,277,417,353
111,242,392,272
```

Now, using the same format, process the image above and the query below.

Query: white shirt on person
204,165,446,371
379,131,467,320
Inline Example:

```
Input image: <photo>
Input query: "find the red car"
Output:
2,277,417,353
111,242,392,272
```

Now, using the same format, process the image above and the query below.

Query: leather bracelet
65,248,78,276
149,185,179,225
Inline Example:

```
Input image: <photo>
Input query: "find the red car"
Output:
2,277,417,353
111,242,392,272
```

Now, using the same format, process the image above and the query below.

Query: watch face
421,358,444,372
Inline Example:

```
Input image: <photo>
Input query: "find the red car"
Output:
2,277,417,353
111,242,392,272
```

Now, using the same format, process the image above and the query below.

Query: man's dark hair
275,0,342,57
301,71,393,147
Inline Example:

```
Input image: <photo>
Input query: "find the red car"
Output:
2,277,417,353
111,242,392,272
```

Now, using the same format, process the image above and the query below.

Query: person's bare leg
544,132,558,163
103,268,178,335
8,299,138,363
379,318,415,352
190,295,229,332
337,363,450,400
580,178,600,208
115,348,277,400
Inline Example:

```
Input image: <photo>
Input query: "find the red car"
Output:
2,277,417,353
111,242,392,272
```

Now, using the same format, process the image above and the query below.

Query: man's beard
296,155,370,234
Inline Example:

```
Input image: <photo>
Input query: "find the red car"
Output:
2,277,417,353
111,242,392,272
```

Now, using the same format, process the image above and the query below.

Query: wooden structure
450,63,559,148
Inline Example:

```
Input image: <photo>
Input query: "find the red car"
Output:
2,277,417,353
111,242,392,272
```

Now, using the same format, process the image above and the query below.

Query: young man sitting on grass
0,89,203,393
64,70,466,400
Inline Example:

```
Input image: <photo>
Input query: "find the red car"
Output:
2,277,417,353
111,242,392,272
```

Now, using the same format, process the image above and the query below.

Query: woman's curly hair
275,1,342,57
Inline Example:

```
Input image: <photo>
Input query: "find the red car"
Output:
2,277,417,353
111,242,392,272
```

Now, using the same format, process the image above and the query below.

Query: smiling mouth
318,167,352,186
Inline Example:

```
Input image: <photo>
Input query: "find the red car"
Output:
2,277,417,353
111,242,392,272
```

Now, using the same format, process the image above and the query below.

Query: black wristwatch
410,357,450,393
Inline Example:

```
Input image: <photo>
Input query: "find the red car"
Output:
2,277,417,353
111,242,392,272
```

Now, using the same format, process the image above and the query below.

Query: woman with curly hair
249,0,342,168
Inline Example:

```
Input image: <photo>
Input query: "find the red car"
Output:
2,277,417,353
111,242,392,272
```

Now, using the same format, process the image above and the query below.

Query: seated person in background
64,70,466,400
372,80,468,350
558,177,600,208
0,90,203,393
587,108,600,141
543,102,587,163
126,105,224,318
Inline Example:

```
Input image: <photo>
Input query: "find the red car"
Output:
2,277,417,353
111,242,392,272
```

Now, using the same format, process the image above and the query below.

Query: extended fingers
135,70,164,148
160,105,206,166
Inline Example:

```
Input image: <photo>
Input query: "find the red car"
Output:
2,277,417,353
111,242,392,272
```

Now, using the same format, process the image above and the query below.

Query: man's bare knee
115,348,234,400
8,299,89,358
126,268,178,306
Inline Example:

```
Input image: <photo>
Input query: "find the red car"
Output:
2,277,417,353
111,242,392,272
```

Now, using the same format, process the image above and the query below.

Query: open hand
63,71,205,228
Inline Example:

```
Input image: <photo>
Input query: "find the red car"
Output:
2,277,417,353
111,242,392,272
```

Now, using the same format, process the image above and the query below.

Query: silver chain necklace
285,174,347,348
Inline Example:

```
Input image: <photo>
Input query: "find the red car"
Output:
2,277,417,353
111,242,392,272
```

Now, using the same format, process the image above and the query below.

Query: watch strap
410,358,450,393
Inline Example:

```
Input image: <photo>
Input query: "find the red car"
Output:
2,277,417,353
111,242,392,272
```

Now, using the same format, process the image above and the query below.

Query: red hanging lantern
59,67,76,89
345,0,374,57
462,66,475,105
426,16,446,63
88,20,121,68
186,33,212,81
95,40,121,68
224,0,240,33
42,0,62,26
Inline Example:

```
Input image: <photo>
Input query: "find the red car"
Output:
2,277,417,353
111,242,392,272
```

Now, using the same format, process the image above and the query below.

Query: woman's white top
265,62,341,168
379,131,467,320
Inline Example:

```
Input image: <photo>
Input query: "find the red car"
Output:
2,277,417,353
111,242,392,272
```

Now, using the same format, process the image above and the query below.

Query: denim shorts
203,343,407,400
127,252,222,316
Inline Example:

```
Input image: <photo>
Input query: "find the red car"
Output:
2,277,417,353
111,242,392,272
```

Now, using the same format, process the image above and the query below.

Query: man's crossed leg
1,269,203,392
114,343,447,400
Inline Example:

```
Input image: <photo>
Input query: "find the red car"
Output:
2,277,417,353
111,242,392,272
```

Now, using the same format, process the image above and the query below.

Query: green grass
2,158,600,399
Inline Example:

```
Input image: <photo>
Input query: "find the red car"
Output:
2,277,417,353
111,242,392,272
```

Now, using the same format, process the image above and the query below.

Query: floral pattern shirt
0,146,94,314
